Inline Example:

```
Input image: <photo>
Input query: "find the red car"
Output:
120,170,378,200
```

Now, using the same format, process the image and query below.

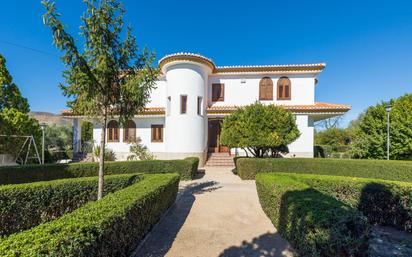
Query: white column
73,118,82,153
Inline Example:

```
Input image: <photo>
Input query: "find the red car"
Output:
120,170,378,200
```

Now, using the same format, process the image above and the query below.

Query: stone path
132,167,294,257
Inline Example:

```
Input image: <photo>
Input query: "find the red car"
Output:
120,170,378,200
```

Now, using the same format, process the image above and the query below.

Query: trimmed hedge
256,173,370,256
285,173,412,233
0,173,180,257
236,157,412,181
0,157,198,185
0,174,140,236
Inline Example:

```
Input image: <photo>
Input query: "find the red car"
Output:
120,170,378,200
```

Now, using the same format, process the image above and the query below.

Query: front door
208,120,229,153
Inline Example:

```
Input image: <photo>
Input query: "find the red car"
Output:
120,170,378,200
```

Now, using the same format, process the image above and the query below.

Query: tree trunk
97,110,107,200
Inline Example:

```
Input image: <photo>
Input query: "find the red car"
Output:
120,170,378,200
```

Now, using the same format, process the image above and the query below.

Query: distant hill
29,112,72,126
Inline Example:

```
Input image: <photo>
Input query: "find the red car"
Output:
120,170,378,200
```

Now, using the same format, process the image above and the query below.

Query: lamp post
385,105,392,160
40,122,47,164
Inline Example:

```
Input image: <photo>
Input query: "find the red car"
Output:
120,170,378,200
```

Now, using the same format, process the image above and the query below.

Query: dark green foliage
220,102,300,157
351,94,412,160
0,174,140,236
256,173,370,257
286,173,412,233
235,157,412,181
0,157,198,185
0,173,179,257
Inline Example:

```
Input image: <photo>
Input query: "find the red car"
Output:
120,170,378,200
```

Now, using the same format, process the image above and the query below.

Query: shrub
0,157,198,185
0,173,180,257
286,173,412,233
220,102,300,157
236,157,412,181
0,174,140,236
256,173,370,256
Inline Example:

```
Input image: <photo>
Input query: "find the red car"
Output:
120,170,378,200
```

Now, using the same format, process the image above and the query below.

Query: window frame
180,95,187,114
197,96,203,116
151,124,164,143
259,77,274,101
107,120,120,142
123,120,136,143
212,83,224,102
277,77,292,100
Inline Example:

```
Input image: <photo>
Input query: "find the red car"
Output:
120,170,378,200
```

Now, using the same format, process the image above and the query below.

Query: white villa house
63,53,350,165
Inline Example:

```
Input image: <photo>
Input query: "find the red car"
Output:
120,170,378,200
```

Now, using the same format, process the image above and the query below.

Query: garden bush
285,173,412,233
0,157,198,185
0,173,180,257
256,173,370,256
0,174,140,236
236,157,412,181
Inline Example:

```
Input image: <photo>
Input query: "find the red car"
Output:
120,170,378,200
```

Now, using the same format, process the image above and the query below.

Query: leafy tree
44,124,72,151
81,121,93,143
0,108,41,159
351,94,412,160
0,54,30,113
220,102,300,157
42,0,159,199
315,127,352,153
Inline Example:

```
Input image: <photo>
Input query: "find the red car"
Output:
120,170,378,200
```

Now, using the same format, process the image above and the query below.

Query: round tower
159,53,214,164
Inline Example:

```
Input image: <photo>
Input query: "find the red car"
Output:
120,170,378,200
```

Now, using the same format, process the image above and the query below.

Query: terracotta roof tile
207,102,351,113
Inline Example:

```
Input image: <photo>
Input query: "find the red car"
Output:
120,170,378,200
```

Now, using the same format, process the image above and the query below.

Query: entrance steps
205,153,235,167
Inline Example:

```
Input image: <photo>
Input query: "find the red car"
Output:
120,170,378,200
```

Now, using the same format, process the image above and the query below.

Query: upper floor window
107,120,119,142
212,83,224,102
259,77,273,100
180,95,187,114
151,124,163,142
277,77,291,100
123,120,136,143
197,96,203,115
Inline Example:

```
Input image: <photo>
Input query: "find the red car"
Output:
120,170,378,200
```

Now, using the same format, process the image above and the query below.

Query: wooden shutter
212,83,224,101
107,120,119,142
277,77,291,100
259,77,273,100
151,125,163,142
123,120,136,142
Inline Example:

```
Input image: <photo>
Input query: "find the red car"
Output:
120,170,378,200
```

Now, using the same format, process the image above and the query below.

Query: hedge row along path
132,167,294,257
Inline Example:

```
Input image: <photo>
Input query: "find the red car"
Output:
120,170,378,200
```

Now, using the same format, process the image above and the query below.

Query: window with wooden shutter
259,77,273,100
107,120,119,142
151,125,163,142
212,83,224,102
123,120,136,143
277,77,291,100
180,95,187,114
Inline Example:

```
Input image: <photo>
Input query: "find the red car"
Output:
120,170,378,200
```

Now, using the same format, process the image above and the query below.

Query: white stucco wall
287,114,314,157
85,59,323,162
208,74,315,106
93,117,165,160
163,61,210,155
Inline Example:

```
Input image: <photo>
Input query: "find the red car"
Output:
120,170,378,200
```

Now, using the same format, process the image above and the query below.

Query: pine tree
42,0,159,199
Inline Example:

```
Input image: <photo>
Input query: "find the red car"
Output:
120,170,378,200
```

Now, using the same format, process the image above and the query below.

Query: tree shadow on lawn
218,232,294,257
131,180,222,257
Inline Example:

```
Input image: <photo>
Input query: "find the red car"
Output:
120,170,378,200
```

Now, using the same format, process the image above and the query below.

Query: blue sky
1,0,411,127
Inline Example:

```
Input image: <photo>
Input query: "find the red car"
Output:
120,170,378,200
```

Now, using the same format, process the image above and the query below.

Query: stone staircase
205,152,235,167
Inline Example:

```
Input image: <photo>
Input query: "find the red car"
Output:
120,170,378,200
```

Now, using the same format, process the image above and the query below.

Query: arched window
123,120,136,143
107,120,119,142
259,77,273,100
277,77,291,100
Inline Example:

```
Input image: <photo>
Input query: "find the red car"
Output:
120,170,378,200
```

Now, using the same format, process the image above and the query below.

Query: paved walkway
132,167,294,257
